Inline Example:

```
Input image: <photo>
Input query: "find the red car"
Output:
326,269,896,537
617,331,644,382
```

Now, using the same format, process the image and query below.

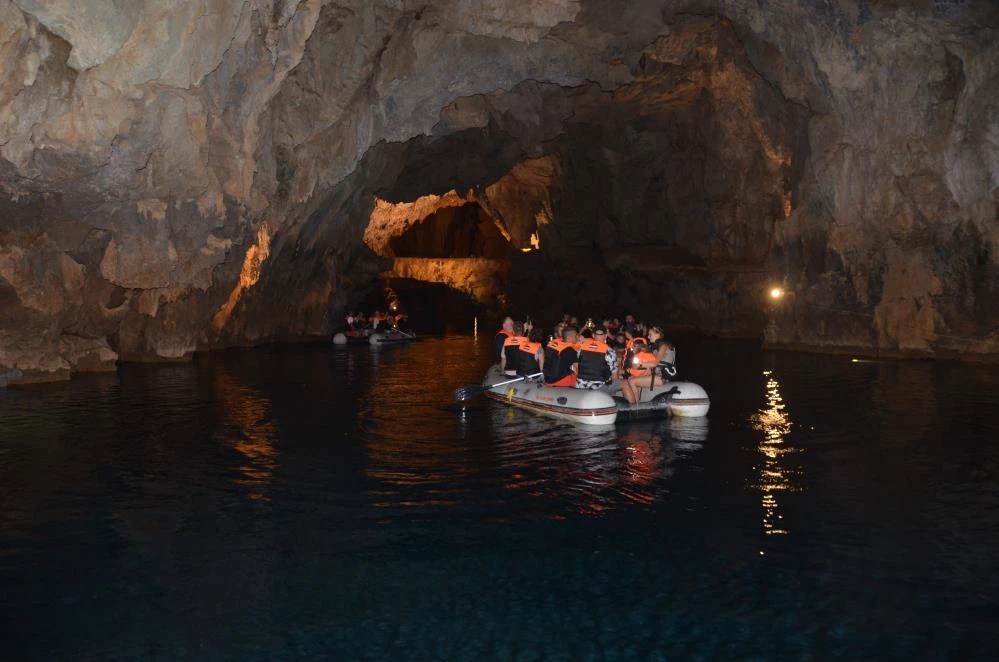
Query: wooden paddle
453,372,544,402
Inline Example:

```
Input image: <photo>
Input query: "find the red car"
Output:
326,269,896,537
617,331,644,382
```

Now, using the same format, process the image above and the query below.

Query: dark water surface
2,335,998,660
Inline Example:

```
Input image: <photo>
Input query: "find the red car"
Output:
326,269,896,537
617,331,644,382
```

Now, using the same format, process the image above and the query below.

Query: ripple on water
1,337,998,658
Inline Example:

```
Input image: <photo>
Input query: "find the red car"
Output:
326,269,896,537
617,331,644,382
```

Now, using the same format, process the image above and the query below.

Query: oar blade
453,384,485,402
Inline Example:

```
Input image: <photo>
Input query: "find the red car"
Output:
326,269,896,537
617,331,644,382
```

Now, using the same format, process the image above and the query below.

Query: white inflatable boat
615,379,711,420
482,366,618,425
333,330,415,346
482,366,710,426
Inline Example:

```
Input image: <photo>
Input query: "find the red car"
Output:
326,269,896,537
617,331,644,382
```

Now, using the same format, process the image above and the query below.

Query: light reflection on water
750,368,798,535
213,370,278,502
3,335,999,659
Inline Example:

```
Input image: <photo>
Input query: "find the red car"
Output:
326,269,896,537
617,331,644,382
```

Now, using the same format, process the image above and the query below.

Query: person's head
601,318,611,328
623,325,636,340
502,316,514,332
592,328,608,343
513,322,524,336
528,328,544,343
615,333,626,346
624,313,635,324
569,316,579,326
581,327,593,339
562,327,578,343
631,338,647,351
562,313,571,323
648,325,663,341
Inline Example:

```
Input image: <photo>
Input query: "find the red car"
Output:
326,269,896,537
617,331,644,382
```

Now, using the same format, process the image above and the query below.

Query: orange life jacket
544,338,579,384
625,336,648,352
518,341,543,375
502,335,528,373
494,328,514,362
627,350,659,377
577,338,611,382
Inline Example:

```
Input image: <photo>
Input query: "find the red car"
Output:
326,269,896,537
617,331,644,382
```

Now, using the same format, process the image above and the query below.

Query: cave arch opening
358,279,487,335
351,16,811,338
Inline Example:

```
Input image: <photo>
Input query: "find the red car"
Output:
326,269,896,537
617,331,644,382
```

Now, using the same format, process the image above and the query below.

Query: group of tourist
344,311,409,334
493,313,676,404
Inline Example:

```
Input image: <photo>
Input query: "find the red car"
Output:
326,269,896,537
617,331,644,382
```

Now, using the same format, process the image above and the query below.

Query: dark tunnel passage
360,279,486,335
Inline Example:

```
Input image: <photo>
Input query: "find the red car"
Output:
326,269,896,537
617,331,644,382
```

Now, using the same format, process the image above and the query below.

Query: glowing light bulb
769,287,784,300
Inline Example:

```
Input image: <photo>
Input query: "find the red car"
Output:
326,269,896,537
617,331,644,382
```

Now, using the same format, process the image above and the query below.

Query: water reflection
213,371,278,502
750,368,798,535
488,405,704,516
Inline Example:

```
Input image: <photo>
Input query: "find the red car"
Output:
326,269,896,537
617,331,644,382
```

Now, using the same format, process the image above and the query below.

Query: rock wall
0,0,996,382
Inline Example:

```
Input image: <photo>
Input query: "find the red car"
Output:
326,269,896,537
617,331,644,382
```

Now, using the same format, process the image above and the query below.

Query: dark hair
562,327,578,341
528,328,544,343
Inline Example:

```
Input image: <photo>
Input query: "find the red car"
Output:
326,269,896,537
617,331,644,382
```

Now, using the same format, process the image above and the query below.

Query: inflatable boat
482,366,618,425
333,330,416,346
615,380,711,420
481,366,709,426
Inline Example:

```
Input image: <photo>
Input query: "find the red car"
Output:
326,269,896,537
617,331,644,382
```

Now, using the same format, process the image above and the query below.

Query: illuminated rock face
0,0,996,382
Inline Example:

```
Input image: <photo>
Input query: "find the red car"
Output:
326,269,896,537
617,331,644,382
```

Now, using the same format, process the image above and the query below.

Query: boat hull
483,367,617,425
333,330,415,346
615,382,711,420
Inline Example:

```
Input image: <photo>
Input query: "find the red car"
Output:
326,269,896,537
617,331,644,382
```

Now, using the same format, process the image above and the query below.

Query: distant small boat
333,329,416,346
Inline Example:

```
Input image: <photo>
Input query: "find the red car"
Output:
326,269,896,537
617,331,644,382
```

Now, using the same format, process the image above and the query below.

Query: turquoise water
1,335,997,659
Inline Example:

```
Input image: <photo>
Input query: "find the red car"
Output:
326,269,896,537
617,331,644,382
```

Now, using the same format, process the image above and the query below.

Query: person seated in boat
624,338,661,403
623,330,649,364
517,328,545,377
494,316,515,364
647,326,677,379
550,320,567,344
575,328,637,402
500,322,528,377
543,326,580,387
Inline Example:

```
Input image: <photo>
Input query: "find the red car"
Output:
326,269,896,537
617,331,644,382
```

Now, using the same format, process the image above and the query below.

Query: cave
0,1,997,383
387,202,511,260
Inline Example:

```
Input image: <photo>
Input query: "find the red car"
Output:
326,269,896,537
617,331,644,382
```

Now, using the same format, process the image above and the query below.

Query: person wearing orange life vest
517,328,546,376
500,322,528,377
493,316,514,364
624,337,661,403
623,334,649,370
574,327,637,402
543,326,580,387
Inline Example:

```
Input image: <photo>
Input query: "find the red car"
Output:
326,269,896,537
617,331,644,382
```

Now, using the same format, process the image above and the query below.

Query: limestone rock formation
0,0,996,382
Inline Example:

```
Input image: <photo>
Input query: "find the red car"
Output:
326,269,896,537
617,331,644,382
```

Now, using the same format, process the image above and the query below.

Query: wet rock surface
0,0,996,382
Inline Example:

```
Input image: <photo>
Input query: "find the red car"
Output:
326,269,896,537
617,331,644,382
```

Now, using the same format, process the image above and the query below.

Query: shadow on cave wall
349,16,811,336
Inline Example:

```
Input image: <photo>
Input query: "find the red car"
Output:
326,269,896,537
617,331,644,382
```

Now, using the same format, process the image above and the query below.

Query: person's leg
618,378,637,404
627,376,643,403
